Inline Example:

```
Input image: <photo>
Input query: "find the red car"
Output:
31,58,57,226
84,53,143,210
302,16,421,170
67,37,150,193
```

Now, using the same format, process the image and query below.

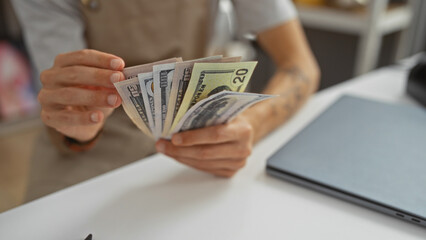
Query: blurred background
0,0,425,212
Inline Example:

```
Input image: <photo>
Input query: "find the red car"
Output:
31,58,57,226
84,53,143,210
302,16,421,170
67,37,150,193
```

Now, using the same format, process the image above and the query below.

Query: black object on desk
407,53,426,107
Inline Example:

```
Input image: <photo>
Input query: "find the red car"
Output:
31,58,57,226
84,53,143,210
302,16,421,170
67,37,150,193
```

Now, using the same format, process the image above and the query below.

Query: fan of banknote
114,56,275,140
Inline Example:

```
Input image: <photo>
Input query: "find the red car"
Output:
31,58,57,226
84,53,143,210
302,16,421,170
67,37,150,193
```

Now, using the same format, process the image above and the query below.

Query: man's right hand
38,49,125,142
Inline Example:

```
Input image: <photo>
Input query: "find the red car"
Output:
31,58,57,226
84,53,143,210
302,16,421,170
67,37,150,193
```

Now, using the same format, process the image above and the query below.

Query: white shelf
295,1,414,75
379,5,412,35
297,5,367,34
297,4,412,35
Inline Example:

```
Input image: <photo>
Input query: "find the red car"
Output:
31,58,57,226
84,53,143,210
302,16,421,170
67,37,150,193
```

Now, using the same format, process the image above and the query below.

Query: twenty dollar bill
170,61,257,134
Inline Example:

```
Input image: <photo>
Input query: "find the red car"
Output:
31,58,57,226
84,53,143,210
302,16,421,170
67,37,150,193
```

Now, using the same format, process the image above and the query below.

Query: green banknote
169,61,257,134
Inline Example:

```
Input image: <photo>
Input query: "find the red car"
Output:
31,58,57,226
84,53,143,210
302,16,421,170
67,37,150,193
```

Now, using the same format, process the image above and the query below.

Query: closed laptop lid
267,95,426,219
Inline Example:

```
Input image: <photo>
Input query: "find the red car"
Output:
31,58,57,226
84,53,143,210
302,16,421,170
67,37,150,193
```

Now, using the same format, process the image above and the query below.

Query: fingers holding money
41,107,108,142
173,157,244,178
156,116,254,177
41,109,105,127
171,117,253,146
54,49,125,70
174,157,247,170
41,66,125,89
156,140,252,161
37,49,127,142
41,49,126,90
38,87,122,108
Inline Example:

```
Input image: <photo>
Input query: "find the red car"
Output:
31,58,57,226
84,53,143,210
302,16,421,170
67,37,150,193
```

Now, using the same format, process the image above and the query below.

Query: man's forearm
241,19,320,143
243,63,319,143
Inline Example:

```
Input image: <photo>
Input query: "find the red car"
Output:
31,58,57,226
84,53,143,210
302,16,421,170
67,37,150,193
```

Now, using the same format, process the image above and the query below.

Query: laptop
267,95,426,227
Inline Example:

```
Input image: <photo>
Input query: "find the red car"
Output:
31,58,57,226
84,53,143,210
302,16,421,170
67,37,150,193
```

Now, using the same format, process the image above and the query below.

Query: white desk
1,63,425,239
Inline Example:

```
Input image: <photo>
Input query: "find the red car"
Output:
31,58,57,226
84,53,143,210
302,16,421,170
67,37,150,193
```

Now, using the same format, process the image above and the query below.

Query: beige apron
26,0,212,201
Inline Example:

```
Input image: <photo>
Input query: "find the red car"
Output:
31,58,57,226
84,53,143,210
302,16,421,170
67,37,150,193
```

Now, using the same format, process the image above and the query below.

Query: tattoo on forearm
271,66,314,118
279,66,310,84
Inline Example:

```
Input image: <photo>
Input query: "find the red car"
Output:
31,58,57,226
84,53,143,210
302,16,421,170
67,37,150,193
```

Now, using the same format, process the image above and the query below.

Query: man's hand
38,49,125,142
156,116,254,177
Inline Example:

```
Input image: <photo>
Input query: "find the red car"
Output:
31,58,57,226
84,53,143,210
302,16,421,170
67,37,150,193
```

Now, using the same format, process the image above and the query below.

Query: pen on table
84,234,92,240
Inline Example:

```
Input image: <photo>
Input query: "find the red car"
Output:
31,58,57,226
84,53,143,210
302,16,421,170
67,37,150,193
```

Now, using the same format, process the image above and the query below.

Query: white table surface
1,63,425,239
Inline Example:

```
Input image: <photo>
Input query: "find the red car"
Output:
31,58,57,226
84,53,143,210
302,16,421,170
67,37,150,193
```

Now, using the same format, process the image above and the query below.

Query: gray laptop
267,95,426,227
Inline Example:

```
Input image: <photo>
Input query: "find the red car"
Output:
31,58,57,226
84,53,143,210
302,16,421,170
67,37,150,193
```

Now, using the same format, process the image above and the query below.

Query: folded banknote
114,56,275,140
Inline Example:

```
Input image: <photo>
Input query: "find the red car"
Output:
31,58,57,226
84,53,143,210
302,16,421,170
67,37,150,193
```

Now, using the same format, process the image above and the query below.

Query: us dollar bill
167,91,275,138
114,77,153,138
170,61,257,133
162,56,242,137
153,63,177,138
123,57,182,79
137,72,156,136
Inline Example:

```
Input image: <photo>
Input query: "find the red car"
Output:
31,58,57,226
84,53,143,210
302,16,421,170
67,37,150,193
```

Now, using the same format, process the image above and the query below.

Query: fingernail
110,59,123,70
110,73,121,83
172,135,182,145
90,112,99,123
156,142,165,153
107,94,118,106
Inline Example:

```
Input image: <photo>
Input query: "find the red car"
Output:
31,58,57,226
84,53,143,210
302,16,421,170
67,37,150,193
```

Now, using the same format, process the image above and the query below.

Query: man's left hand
156,116,254,177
